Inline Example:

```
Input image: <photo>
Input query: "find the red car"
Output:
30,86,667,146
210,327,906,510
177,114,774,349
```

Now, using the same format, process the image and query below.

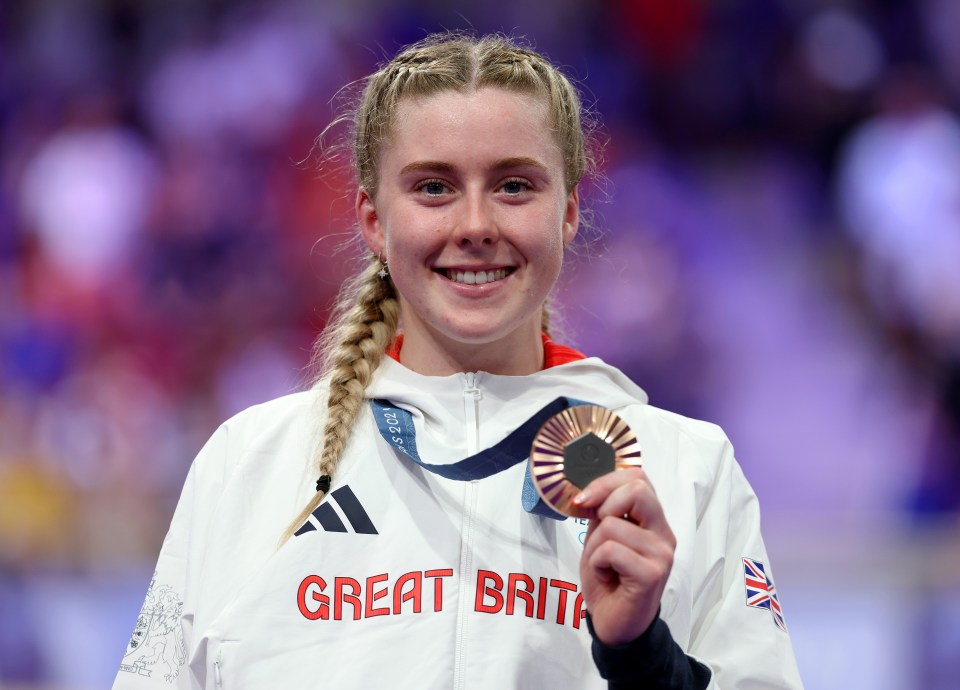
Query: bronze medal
529,405,642,518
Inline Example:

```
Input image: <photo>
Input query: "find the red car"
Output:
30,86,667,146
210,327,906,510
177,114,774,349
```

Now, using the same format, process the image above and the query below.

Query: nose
454,190,499,247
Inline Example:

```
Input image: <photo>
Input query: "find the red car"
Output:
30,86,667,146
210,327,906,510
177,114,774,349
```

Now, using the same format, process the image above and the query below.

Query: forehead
383,87,561,168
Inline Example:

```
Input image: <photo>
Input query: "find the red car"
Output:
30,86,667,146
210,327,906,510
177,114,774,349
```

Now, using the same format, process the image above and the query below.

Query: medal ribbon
370,397,593,520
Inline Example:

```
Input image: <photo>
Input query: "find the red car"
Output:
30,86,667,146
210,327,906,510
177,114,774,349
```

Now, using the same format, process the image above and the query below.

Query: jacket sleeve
112,424,232,690
588,610,712,689
687,439,804,689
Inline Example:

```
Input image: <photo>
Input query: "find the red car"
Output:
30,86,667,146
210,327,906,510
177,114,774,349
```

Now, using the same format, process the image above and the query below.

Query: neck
398,323,544,376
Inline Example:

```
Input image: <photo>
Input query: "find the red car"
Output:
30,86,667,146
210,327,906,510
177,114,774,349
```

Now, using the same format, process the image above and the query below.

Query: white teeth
446,268,510,285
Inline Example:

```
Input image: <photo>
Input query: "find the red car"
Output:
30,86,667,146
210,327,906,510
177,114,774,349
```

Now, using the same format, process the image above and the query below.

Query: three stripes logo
295,486,378,537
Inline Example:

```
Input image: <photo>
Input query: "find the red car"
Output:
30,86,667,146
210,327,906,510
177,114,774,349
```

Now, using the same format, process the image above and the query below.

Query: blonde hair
280,33,594,544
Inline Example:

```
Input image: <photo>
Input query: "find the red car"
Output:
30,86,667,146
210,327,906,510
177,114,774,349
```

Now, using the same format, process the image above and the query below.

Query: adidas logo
295,485,378,536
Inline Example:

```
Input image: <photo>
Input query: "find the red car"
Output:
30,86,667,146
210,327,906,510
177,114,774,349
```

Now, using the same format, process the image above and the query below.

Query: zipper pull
463,372,481,399
463,372,482,455
214,649,223,687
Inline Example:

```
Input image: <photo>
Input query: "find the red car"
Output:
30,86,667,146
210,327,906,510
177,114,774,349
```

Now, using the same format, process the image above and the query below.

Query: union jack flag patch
743,557,787,632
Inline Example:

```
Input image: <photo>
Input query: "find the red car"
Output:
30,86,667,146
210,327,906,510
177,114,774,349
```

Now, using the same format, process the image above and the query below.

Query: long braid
279,257,398,545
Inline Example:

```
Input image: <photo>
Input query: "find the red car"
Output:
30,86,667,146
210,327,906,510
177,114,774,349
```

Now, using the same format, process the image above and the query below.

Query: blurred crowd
2,0,960,686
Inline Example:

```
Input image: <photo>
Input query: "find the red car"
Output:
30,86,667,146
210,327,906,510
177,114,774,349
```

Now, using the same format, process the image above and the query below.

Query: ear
357,187,384,255
562,186,580,246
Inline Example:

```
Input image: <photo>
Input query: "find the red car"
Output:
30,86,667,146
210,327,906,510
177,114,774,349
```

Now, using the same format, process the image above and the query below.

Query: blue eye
420,181,447,195
501,179,529,195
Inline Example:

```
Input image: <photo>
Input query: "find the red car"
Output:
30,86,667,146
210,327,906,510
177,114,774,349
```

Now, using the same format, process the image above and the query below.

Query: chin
439,321,533,347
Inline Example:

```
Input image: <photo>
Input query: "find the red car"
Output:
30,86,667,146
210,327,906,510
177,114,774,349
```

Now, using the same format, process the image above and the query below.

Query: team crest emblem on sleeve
120,572,187,681
742,557,787,632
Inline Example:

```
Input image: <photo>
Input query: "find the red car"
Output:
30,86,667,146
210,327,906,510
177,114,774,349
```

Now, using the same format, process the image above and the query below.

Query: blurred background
1,0,959,687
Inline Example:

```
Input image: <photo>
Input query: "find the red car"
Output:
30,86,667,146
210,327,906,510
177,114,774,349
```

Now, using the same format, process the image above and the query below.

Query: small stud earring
378,252,388,279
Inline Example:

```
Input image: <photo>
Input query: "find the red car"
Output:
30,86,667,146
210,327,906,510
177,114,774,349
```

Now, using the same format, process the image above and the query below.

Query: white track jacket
114,356,803,689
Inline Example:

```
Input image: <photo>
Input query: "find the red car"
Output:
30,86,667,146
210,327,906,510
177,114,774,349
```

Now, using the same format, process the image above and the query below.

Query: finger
595,479,671,536
572,467,647,508
584,541,668,643
580,514,671,565
586,538,671,592
579,479,658,547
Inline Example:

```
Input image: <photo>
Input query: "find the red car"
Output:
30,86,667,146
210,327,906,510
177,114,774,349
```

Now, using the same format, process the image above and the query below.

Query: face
357,87,579,369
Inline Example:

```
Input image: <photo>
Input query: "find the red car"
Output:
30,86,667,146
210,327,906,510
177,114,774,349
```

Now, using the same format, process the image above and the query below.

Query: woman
115,33,803,689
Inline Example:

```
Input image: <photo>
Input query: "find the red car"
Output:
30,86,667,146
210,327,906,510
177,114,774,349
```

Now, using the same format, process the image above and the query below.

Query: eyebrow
398,157,550,175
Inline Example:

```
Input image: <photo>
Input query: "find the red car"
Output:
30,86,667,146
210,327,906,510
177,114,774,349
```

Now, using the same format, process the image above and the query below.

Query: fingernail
573,491,588,504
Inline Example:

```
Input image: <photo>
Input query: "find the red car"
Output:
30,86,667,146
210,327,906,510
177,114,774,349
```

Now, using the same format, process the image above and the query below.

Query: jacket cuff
587,610,712,690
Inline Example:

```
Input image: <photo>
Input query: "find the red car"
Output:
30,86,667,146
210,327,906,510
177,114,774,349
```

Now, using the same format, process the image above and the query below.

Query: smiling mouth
442,268,515,285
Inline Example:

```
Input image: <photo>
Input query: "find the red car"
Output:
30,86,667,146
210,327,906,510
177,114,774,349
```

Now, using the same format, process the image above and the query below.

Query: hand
575,467,676,645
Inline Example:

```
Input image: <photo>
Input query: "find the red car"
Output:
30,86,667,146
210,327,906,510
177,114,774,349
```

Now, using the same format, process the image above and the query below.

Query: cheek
384,209,447,256
533,220,567,270
386,260,423,303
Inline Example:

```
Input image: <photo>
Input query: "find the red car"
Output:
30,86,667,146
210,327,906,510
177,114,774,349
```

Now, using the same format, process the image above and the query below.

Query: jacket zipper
214,648,223,688
453,372,482,690
463,372,481,453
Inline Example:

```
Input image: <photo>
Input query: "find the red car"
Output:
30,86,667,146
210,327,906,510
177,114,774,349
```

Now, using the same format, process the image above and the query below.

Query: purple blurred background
2,1,959,688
